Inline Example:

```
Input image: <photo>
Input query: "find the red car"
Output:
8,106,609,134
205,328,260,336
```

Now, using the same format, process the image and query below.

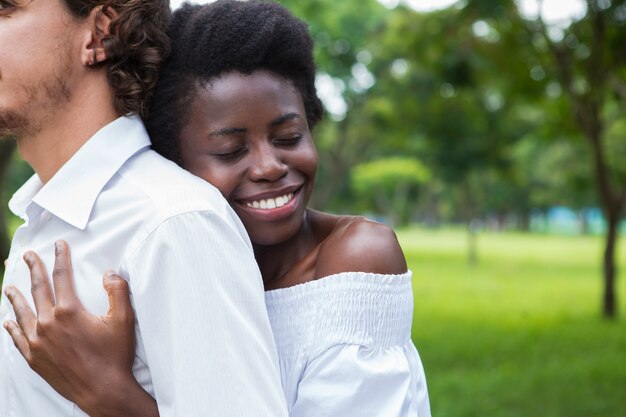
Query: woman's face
179,70,318,246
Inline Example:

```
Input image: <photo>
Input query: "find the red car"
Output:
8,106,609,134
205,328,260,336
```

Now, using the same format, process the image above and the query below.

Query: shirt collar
8,115,151,230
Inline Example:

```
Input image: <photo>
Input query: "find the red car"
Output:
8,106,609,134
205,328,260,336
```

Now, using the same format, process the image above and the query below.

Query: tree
362,3,537,262
350,157,430,226
518,0,626,318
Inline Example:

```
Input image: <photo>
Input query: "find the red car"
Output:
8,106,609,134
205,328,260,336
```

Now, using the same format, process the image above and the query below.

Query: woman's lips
243,191,295,210
235,186,302,221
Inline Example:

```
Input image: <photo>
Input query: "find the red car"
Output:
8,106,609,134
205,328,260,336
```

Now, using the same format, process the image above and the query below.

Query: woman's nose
248,145,288,182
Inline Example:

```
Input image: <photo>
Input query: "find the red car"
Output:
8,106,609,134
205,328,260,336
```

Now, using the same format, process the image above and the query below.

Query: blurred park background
1,0,625,415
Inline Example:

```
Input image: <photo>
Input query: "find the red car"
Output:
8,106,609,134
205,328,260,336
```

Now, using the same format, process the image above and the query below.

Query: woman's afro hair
145,0,324,164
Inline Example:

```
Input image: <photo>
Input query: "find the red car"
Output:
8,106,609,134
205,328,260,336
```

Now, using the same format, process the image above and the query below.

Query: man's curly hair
62,0,171,117
145,0,324,165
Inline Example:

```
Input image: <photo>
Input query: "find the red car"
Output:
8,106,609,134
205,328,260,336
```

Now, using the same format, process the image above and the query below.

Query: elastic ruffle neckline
265,271,414,360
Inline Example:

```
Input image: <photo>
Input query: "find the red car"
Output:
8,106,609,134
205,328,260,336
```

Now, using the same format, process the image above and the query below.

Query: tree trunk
602,211,618,317
536,2,623,318
467,222,478,266
582,123,623,318
460,179,478,265
543,11,624,318
372,186,395,226
392,181,411,226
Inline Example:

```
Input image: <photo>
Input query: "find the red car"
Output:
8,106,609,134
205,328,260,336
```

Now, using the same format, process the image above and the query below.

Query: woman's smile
235,185,302,222
243,192,294,210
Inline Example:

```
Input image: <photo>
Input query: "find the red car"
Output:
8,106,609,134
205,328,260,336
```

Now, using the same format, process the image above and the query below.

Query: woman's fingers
51,240,80,308
3,320,31,360
103,272,134,325
22,250,55,314
3,285,36,338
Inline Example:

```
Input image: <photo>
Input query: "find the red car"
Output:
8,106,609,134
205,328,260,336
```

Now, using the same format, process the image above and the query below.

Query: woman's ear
79,5,119,67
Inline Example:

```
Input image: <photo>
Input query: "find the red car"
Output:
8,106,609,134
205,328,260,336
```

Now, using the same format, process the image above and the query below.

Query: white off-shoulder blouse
265,271,431,417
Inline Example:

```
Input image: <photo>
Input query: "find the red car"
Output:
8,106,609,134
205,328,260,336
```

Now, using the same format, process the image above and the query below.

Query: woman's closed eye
212,146,248,161
273,134,302,147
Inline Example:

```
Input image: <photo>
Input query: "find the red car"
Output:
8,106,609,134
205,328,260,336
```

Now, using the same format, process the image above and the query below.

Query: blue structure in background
530,206,625,235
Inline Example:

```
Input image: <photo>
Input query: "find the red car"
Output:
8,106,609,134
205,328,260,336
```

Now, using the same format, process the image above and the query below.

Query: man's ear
79,6,119,67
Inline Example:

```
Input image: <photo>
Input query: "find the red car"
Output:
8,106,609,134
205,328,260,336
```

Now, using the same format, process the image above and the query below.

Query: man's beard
0,46,73,141
0,109,29,140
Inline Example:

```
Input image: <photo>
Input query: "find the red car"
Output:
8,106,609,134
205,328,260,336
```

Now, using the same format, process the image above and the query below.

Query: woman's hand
2,240,155,417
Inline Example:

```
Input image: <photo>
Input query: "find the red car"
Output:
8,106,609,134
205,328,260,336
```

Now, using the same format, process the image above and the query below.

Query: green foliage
0,149,32,283
401,227,626,417
279,0,388,95
350,157,430,225
2,153,33,202
351,157,430,193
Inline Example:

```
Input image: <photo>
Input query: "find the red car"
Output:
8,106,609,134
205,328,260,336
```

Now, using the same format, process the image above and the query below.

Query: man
0,1,287,416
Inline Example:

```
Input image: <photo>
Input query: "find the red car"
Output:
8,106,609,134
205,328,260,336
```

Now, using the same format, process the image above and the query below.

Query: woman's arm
3,241,159,417
290,342,430,417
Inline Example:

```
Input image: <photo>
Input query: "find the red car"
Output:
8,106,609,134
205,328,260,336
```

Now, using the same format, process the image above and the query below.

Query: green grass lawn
399,227,626,417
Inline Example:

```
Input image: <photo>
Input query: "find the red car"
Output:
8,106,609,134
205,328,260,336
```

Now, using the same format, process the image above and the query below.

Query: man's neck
18,79,119,184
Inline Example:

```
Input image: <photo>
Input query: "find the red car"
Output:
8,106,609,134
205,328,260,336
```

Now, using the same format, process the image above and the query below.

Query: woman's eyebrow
270,113,300,126
207,113,301,137
208,127,247,137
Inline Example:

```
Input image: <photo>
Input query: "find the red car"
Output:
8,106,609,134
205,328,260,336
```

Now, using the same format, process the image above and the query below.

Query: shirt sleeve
126,210,288,417
290,342,431,417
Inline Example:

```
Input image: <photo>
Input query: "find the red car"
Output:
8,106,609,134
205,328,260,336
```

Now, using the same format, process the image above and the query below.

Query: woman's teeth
245,192,294,209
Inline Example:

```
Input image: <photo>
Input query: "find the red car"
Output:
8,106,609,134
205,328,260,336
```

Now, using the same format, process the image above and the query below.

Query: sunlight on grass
399,227,626,417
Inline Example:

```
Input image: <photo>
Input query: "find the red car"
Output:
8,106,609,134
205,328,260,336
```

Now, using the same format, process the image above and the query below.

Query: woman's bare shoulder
314,215,408,279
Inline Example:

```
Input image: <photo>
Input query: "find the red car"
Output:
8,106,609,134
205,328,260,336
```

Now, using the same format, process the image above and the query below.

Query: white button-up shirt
0,116,288,417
